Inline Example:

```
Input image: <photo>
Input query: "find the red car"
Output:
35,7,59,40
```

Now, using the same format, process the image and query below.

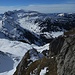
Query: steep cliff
13,32,75,75
56,35,75,75
14,48,58,75
49,34,75,75
49,32,75,75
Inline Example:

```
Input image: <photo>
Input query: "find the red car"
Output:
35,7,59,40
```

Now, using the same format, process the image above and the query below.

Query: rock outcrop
49,36,65,56
14,48,57,75
14,48,44,75
49,32,75,75
56,35,75,75
14,32,75,75
49,33,75,75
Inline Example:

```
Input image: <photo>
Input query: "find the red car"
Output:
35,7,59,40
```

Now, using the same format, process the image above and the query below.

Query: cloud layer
0,4,75,13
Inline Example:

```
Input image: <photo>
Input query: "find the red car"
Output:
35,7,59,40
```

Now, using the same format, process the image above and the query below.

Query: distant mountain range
0,10,75,75
0,10,75,45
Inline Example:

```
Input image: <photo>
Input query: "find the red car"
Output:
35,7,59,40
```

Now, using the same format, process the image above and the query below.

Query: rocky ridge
14,30,75,75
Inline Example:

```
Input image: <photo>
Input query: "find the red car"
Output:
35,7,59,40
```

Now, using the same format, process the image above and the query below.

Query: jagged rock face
49,36,65,56
14,48,44,75
14,48,57,75
64,28,75,36
35,13,75,32
48,33,75,75
14,34,75,75
56,36,75,75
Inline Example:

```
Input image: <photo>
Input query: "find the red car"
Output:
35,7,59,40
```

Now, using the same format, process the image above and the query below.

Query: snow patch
40,67,47,75
58,13,64,17
51,31,63,38
31,43,49,53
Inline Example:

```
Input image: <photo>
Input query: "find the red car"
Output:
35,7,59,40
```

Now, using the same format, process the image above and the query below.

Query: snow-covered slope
0,10,75,45
0,39,32,56
0,10,51,45
0,9,75,75
0,38,49,75
0,10,75,44
0,39,32,75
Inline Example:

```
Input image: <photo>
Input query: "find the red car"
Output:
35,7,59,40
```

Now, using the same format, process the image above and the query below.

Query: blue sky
0,0,75,6
0,0,75,13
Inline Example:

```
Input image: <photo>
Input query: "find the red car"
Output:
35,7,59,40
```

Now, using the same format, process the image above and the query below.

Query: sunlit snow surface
40,67,48,75
31,43,49,52
18,18,64,38
51,31,63,38
0,39,49,75
18,17,41,33
0,39,32,75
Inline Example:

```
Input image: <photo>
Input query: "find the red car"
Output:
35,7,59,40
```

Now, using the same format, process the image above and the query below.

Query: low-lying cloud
0,4,75,14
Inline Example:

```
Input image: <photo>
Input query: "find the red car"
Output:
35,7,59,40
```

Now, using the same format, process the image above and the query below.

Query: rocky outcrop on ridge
14,32,75,75
56,35,75,75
